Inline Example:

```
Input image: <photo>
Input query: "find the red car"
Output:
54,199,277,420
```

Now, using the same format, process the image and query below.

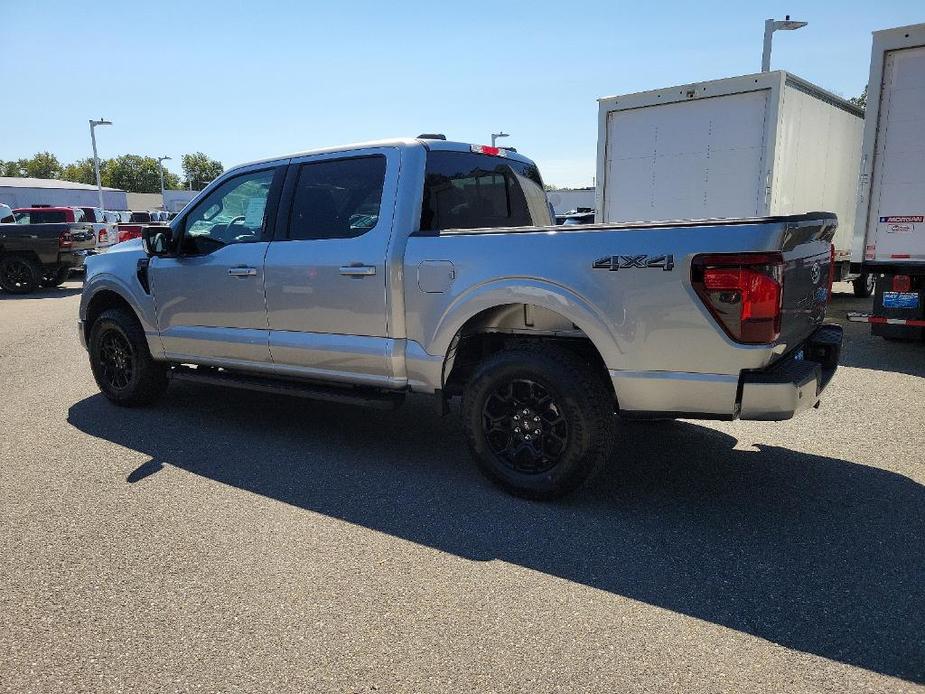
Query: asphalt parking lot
0,281,922,693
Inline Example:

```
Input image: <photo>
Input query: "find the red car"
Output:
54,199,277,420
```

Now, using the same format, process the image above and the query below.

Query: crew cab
1,207,95,293
79,137,842,498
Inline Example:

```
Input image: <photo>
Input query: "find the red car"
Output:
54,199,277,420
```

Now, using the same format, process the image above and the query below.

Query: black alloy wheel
0,256,40,294
481,378,569,475
96,329,135,391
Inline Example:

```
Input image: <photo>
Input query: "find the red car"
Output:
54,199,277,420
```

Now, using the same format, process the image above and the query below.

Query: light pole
491,131,509,147
761,16,807,72
157,156,172,210
89,118,112,211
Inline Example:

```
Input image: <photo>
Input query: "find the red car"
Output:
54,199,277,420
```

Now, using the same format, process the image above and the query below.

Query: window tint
420,151,552,231
180,168,276,255
288,156,386,240
14,210,67,224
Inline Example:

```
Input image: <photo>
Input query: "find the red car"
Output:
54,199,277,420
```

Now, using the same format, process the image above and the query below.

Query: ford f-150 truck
79,137,842,498
1,208,95,293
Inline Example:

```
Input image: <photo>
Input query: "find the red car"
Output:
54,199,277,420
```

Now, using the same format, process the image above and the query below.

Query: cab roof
229,137,536,174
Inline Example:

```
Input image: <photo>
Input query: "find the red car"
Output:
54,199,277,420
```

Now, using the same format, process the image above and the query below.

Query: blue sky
2,1,921,187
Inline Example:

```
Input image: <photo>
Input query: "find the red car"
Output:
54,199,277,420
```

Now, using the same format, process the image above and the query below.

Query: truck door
149,165,285,364
263,147,400,385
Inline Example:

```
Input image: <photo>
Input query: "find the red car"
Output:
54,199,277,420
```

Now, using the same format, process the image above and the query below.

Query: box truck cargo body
596,71,871,294
851,23,925,341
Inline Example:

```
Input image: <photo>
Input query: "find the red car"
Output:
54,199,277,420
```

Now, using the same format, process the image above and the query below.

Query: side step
169,366,406,410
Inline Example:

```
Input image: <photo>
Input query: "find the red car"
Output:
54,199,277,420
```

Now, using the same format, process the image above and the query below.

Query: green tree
19,152,64,179
61,158,100,186
850,85,868,109
105,155,180,193
0,160,26,177
181,152,224,190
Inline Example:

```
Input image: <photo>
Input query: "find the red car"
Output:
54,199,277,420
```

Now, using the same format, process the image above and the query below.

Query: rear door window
420,151,552,231
286,156,386,240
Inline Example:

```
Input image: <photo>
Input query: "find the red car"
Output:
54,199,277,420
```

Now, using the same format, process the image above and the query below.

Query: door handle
228,266,257,277
339,265,377,277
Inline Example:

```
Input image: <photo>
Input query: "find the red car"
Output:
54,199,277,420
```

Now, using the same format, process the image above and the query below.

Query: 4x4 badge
593,254,675,271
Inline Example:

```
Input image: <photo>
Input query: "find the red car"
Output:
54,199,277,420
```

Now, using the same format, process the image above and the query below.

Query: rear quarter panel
404,221,809,378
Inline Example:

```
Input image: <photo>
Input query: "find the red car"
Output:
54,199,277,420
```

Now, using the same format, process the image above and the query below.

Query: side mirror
142,225,175,256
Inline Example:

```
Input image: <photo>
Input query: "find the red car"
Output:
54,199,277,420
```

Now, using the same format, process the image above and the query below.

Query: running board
169,366,405,410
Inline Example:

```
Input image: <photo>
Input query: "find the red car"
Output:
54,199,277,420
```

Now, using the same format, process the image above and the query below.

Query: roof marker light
470,144,506,157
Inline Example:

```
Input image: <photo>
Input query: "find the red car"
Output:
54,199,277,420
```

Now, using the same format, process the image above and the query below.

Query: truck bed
404,213,835,417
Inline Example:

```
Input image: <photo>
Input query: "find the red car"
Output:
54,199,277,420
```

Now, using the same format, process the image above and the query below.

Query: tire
853,272,875,298
40,266,71,288
461,344,616,500
0,255,41,294
89,307,168,406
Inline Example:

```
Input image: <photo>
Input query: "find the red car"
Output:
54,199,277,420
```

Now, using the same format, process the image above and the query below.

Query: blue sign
883,292,920,309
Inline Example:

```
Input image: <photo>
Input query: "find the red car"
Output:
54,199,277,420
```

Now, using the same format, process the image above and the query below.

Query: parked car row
0,204,180,293
0,206,96,293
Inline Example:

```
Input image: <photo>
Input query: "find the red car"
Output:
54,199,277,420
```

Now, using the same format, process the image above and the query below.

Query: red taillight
58,231,73,249
827,244,835,296
893,274,912,292
692,252,783,344
99,229,108,243
117,225,143,243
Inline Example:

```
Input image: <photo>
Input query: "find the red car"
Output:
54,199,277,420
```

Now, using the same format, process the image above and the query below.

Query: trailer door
603,90,770,223
867,46,925,263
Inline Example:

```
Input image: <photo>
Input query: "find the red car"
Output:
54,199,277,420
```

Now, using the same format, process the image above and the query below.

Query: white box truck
595,71,873,295
850,23,925,341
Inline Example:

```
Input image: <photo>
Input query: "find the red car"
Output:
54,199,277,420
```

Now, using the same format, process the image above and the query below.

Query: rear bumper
738,325,842,421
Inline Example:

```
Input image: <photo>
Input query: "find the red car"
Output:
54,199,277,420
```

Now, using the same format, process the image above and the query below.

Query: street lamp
89,118,112,211
761,16,808,72
491,131,509,147
157,156,172,210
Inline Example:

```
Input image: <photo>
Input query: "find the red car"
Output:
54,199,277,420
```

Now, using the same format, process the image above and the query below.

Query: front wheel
89,308,168,406
461,345,616,500
853,273,876,298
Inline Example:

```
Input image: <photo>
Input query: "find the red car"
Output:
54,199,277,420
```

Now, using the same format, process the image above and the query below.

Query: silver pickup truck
79,137,842,498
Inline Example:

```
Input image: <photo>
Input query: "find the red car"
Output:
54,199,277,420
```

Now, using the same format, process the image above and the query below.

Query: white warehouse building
0,177,129,210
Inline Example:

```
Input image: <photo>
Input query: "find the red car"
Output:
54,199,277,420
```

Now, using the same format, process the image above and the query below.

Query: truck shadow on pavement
0,286,83,301
67,387,925,683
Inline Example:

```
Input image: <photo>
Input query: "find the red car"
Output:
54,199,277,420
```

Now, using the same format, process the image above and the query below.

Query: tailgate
778,214,837,349
70,224,97,252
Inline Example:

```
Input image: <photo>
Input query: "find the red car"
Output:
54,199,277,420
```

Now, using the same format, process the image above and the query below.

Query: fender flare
428,278,622,373
81,272,163,357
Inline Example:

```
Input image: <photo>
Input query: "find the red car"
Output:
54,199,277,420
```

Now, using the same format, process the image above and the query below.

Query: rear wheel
853,272,875,298
40,266,71,288
0,256,41,294
461,344,615,500
89,308,168,406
